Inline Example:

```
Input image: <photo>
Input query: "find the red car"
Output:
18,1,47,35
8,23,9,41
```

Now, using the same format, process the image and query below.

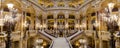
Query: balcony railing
11,31,21,41
0,32,6,38
100,31,110,40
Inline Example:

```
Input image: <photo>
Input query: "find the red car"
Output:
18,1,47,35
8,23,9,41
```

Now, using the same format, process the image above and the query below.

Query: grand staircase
38,30,84,48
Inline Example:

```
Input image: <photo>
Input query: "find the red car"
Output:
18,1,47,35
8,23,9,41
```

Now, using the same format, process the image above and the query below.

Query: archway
57,13,65,37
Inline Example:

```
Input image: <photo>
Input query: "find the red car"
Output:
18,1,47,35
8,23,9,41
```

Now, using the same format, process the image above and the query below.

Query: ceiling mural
38,0,85,8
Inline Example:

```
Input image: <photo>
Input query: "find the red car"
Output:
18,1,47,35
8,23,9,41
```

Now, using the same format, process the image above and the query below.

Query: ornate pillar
116,37,120,48
19,40,23,48
35,11,39,30
99,31,103,48
23,31,28,48
42,13,47,31
65,11,69,36
53,1,57,7
65,11,69,19
64,1,68,7
53,11,58,37
76,12,80,30
88,15,92,30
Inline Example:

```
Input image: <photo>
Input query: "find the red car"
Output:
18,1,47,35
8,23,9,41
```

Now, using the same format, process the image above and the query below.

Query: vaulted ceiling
38,0,84,8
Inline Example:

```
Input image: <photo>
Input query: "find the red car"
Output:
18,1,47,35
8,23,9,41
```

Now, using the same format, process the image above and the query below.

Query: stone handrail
49,41,54,48
67,30,83,40
65,38,73,48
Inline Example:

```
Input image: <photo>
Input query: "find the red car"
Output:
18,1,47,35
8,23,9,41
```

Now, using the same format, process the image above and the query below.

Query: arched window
47,5,54,8
91,12,95,16
112,7,118,12
91,19,95,24
23,12,31,17
47,15,53,19
69,15,75,19
57,14,65,19
69,25,74,30
26,12,31,16
3,7,9,12
58,4,65,7
69,4,75,8
38,15,42,19
58,2,65,7
48,25,54,30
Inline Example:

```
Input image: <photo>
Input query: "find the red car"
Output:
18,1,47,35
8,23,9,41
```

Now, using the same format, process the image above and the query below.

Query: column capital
54,11,58,19
65,12,69,18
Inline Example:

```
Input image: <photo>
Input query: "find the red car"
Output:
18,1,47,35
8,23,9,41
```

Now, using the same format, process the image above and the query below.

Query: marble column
94,31,97,48
84,44,87,48
76,12,80,30
42,13,47,31
20,13,24,48
53,1,58,7
23,31,28,48
12,42,14,48
65,11,69,36
64,1,68,7
99,31,103,48
19,40,23,48
35,11,39,30
54,12,58,37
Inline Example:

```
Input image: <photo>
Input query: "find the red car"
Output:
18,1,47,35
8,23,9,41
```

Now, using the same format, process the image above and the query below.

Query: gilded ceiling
38,0,84,8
